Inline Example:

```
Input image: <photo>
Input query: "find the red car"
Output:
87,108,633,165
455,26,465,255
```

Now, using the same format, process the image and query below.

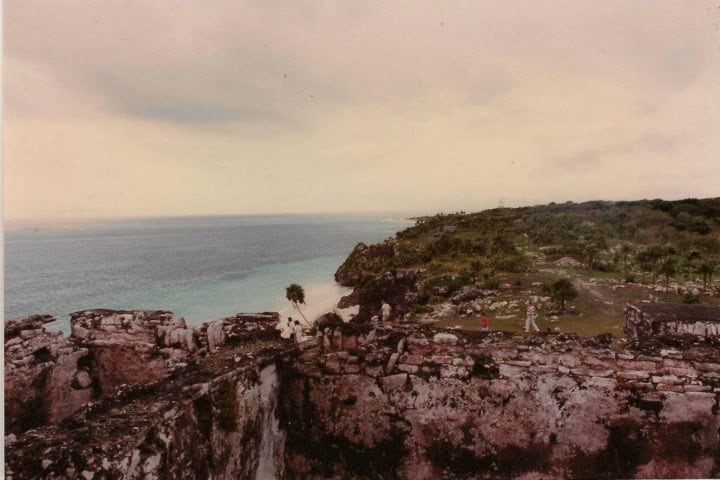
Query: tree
698,261,715,288
619,243,634,271
638,244,673,283
658,256,679,288
544,278,578,313
285,283,309,325
582,243,601,269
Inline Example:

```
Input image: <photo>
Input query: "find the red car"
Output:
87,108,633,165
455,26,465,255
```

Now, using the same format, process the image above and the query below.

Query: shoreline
276,280,354,337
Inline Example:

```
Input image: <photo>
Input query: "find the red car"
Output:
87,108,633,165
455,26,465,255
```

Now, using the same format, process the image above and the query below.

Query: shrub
681,292,701,304
543,278,578,312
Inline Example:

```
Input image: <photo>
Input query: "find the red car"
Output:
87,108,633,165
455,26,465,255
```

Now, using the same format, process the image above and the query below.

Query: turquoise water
5,214,410,332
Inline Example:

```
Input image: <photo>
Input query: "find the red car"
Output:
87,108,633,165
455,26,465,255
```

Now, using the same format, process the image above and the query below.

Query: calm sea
4,214,410,332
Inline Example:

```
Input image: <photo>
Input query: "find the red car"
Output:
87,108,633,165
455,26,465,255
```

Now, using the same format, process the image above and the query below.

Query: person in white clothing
381,301,392,324
292,319,306,343
276,316,293,339
525,301,540,333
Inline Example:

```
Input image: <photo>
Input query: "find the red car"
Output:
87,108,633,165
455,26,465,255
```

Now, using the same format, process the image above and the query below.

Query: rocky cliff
334,240,423,322
5,314,92,434
5,310,287,480
4,310,281,436
279,325,720,479
6,310,720,479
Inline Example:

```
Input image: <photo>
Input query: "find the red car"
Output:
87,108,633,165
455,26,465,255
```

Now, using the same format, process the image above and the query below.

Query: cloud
557,133,680,173
3,0,720,220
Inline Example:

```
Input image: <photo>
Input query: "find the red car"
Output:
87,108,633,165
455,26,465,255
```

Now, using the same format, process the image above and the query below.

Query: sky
4,1,720,221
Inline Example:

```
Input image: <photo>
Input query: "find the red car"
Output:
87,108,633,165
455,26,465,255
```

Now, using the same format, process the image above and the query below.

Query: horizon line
3,209,427,230
5,194,719,230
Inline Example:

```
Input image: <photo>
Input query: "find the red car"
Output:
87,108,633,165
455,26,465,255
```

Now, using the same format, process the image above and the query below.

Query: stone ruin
5,308,720,479
625,303,720,340
4,309,280,435
5,314,92,433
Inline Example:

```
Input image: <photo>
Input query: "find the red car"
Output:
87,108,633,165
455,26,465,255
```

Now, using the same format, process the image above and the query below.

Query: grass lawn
434,312,624,337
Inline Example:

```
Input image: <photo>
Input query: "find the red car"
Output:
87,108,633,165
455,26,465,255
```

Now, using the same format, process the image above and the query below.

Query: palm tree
285,283,309,325
658,256,679,288
698,262,715,288
619,243,634,271
638,244,672,283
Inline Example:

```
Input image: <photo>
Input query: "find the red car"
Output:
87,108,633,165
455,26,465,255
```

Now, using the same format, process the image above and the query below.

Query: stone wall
5,311,288,480
280,326,720,479
625,303,720,340
198,312,281,353
5,310,281,436
5,315,93,434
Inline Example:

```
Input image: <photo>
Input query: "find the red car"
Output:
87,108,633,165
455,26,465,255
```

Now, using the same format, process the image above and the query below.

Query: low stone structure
197,312,281,352
4,310,281,436
625,303,720,340
5,337,288,480
4,315,93,433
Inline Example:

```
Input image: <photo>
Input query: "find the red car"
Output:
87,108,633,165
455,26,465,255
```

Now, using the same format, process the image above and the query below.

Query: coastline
6,214,407,331
277,280,352,323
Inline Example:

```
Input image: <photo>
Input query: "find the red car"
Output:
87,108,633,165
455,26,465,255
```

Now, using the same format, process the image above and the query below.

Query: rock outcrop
334,241,397,287
4,310,281,437
5,310,287,480
6,310,720,479
279,325,720,479
333,241,423,324
5,352,287,480
5,315,93,434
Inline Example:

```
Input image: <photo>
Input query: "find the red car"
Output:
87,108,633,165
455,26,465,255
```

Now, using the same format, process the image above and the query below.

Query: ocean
4,214,411,333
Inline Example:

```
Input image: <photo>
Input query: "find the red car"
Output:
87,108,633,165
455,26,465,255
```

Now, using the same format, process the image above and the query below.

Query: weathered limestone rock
6,361,287,480
5,310,282,438
5,310,290,480
432,333,459,345
206,320,225,351
6,314,720,479
279,327,720,479
334,241,396,287
4,315,94,434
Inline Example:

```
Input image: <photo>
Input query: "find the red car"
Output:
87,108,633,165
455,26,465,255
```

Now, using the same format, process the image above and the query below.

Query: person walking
525,301,540,333
292,319,306,344
479,311,489,331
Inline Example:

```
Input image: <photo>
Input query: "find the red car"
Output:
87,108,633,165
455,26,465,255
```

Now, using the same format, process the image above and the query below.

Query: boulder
432,333,459,345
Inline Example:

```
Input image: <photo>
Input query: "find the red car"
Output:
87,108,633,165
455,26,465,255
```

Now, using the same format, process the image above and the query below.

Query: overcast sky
4,1,720,220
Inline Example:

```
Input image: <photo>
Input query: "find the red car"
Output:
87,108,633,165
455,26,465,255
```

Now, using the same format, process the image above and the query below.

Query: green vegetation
435,312,623,337
386,198,720,289
544,278,578,312
356,198,720,337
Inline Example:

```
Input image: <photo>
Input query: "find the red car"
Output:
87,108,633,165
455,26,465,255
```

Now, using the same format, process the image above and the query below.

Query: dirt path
573,277,619,316
539,265,621,317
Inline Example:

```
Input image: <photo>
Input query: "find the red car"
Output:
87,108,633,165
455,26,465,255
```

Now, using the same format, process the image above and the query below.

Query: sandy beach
276,281,355,337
